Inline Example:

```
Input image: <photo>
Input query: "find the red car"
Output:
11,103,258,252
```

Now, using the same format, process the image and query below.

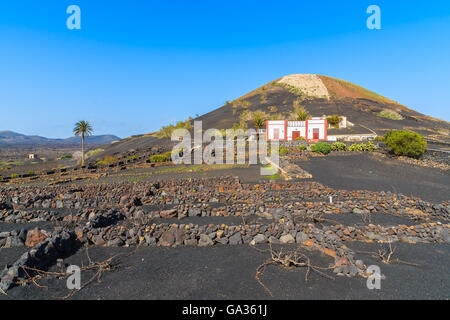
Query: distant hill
0,130,120,148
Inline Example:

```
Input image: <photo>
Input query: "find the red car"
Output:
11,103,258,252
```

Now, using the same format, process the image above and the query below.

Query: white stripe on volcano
277,74,329,100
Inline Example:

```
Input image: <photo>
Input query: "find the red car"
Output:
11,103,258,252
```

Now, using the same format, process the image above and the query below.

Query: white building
266,118,327,141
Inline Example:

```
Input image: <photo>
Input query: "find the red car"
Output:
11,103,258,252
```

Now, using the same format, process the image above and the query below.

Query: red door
273,128,279,140
292,131,300,140
313,128,319,140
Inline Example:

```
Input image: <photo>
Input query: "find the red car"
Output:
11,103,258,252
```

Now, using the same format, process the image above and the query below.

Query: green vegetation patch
378,109,404,120
384,130,427,158
348,141,377,152
310,142,331,155
331,142,346,151
96,155,118,165
150,152,172,163
86,148,104,158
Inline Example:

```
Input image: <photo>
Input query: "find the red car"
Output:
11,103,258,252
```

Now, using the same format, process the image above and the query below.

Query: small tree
327,115,342,128
252,111,267,141
253,111,266,128
73,120,93,166
384,130,427,158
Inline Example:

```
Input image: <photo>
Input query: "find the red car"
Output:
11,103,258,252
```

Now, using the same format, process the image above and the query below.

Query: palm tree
252,111,266,140
290,102,311,121
73,120,93,166
253,115,265,131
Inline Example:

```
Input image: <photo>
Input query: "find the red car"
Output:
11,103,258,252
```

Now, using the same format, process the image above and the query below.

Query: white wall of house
266,120,286,140
287,121,306,140
267,119,327,141
307,119,327,140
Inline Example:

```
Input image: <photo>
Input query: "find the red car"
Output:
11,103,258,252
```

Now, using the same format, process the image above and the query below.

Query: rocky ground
0,151,449,300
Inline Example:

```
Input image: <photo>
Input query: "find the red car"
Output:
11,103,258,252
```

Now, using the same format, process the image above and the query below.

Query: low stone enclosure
1,176,449,293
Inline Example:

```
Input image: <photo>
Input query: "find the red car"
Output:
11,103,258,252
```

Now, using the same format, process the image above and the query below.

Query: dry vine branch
11,248,122,299
254,244,334,297
377,241,395,264
356,242,422,267
56,248,121,299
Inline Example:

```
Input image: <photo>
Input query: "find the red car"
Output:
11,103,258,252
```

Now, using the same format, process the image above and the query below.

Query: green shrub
327,115,342,127
331,142,346,151
295,136,305,141
10,173,18,179
59,155,72,160
298,145,307,151
347,141,377,152
378,109,403,120
241,101,251,108
310,142,331,154
361,141,377,152
96,155,118,165
384,130,427,158
150,152,172,163
348,143,363,152
279,147,290,155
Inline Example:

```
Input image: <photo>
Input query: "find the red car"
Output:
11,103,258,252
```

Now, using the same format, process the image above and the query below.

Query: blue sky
0,0,449,138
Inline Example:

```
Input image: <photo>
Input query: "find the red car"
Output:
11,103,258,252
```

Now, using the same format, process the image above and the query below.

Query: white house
266,118,327,141
265,120,286,141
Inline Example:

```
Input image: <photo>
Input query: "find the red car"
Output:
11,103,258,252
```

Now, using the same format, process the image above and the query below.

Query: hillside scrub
384,130,427,158
96,155,118,165
86,148,104,158
157,119,193,139
310,142,331,154
273,81,304,97
150,152,172,163
378,109,403,120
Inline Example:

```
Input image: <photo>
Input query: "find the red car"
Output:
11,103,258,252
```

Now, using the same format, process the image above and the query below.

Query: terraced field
0,157,449,299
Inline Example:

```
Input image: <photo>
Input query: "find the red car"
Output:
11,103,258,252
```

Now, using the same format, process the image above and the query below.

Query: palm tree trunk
81,133,85,166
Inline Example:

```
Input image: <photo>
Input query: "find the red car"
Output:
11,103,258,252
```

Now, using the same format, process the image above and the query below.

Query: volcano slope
0,148,449,300
88,74,449,163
